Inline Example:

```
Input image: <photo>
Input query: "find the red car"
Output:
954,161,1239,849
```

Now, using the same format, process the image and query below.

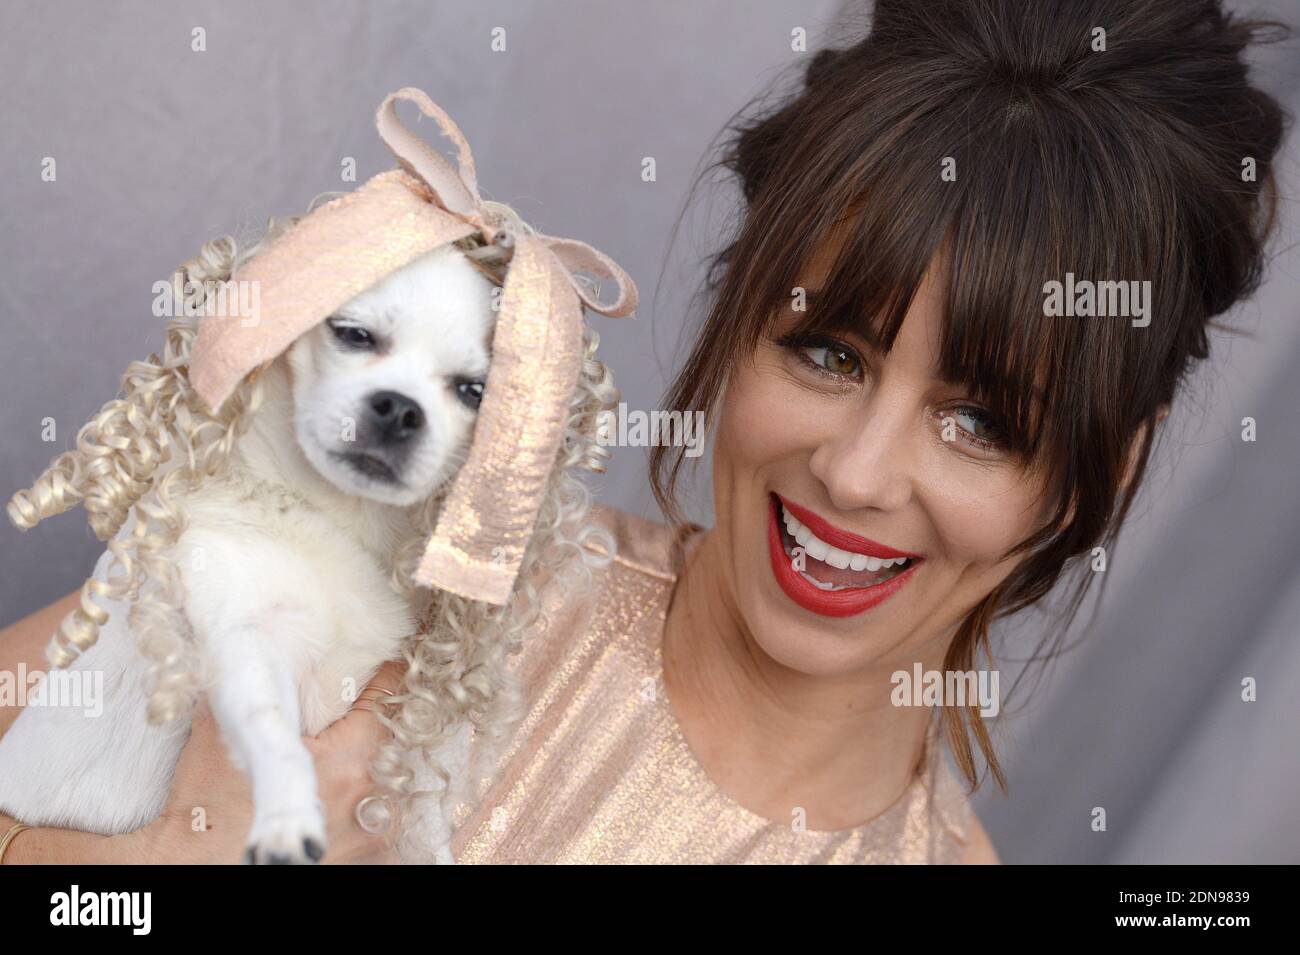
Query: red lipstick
766,493,921,618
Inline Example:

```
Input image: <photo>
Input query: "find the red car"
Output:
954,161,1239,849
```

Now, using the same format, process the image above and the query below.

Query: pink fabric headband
188,88,638,604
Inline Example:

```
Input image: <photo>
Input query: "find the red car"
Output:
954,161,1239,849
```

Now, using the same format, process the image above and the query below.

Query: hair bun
805,47,846,88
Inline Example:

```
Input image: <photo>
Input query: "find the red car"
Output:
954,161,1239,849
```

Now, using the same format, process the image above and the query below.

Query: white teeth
824,546,853,569
778,500,913,577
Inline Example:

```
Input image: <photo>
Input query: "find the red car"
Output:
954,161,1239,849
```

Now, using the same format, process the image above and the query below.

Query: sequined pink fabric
454,505,974,863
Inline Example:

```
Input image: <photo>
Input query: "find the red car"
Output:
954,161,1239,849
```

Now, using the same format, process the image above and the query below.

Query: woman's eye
945,405,1006,451
329,321,375,349
456,379,484,410
786,335,862,379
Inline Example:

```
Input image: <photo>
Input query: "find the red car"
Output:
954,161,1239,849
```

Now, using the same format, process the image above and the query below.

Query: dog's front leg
179,528,337,863
206,626,326,864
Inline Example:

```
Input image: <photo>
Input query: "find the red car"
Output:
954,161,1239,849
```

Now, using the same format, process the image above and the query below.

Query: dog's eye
328,319,375,349
456,379,485,411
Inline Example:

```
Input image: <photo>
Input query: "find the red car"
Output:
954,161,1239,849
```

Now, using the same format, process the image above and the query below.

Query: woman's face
711,244,1054,676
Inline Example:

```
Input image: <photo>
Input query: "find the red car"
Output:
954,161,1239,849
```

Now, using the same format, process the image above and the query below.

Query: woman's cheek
917,448,1044,589
716,359,814,466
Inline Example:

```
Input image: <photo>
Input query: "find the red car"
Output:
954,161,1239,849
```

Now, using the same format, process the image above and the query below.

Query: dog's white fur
0,245,495,863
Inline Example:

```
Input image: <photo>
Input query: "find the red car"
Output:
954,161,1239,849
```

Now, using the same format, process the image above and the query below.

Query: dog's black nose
366,390,425,443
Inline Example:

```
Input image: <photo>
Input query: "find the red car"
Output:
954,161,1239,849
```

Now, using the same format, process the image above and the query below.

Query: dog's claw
245,841,321,865
244,807,327,864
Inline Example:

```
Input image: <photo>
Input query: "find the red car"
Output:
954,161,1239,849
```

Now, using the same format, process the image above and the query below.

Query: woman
1,0,1286,863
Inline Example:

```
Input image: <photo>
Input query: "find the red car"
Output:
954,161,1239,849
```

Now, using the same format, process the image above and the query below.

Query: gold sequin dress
453,504,973,864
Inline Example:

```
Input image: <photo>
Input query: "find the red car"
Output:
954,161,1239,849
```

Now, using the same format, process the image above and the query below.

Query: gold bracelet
0,823,31,865
352,684,397,715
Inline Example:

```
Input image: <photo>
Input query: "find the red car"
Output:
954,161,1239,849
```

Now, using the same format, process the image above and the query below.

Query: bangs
763,81,1168,465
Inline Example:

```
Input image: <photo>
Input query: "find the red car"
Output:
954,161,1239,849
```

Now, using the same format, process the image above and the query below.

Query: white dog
0,244,495,863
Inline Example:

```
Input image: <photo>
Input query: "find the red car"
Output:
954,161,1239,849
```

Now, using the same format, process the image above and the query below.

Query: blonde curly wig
7,195,620,863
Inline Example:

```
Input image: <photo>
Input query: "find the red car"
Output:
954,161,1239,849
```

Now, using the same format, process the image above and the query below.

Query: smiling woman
2,0,1288,870
448,0,1288,865
649,0,1287,807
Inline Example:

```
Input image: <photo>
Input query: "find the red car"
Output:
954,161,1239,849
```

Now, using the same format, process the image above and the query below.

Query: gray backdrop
1,0,1297,863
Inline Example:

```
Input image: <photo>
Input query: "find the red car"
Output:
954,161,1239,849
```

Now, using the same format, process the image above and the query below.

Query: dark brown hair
650,0,1288,790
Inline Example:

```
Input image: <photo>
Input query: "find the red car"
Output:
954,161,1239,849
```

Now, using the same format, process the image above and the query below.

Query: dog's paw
243,807,327,865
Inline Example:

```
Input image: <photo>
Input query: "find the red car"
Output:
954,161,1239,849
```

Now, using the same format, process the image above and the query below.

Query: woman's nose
807,395,914,514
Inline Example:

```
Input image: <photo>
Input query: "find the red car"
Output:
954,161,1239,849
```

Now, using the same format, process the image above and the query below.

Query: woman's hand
121,660,406,864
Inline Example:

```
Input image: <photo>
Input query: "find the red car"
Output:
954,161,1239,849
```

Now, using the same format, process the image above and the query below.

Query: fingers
308,658,408,748
350,659,405,721
352,659,406,712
